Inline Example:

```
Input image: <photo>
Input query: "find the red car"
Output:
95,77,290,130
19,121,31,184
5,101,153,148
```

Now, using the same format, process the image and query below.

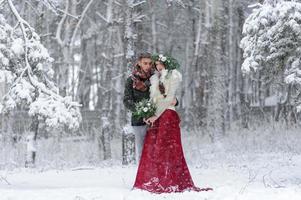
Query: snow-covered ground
1,125,301,200
1,152,301,199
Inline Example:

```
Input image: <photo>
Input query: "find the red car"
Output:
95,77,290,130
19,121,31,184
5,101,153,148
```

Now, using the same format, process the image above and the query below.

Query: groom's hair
137,52,152,60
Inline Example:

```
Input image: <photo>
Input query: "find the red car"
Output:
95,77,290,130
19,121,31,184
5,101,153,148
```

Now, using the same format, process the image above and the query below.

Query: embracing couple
123,53,212,194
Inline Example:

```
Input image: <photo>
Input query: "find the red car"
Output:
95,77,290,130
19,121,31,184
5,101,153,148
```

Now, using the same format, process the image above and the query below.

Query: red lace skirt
133,109,212,193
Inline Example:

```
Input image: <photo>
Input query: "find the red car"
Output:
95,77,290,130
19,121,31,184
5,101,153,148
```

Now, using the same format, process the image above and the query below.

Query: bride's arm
155,70,182,118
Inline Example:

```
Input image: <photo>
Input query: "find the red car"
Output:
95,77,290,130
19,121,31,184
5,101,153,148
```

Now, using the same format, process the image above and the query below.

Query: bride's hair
154,61,167,97
159,81,166,97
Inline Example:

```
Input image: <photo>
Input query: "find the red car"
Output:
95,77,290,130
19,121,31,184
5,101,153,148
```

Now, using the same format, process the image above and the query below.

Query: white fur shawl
149,69,182,117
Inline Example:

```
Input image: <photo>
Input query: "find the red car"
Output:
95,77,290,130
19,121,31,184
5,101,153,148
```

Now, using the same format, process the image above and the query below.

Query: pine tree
241,0,301,112
0,1,81,131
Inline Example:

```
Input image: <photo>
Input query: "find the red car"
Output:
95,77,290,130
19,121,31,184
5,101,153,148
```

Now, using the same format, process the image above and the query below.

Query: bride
133,54,212,193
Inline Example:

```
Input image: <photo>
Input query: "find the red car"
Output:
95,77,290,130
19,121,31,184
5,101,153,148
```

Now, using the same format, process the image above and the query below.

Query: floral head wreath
152,54,180,71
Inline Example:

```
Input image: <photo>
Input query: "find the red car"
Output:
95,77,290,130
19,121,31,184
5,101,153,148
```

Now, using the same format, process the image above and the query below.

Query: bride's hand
146,116,158,127
143,118,150,125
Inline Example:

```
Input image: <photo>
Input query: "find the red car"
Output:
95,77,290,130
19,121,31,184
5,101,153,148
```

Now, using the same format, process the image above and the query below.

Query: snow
1,56,9,66
0,11,81,130
123,124,134,135
11,38,24,56
0,70,5,83
240,0,301,112
26,135,37,152
15,79,35,103
1,126,301,200
241,1,301,83
250,94,280,107
0,152,300,200
29,95,81,130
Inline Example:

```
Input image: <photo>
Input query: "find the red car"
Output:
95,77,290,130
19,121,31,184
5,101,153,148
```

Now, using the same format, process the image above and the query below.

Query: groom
123,52,153,163
123,52,178,163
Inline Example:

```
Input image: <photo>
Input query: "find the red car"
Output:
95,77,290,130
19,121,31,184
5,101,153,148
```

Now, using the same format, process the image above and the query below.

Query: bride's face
155,61,165,72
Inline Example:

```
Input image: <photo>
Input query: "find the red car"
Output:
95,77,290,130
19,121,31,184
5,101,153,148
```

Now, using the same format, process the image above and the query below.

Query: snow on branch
131,0,146,8
248,3,262,9
0,0,5,7
96,11,110,23
132,13,146,23
240,1,301,111
0,0,81,130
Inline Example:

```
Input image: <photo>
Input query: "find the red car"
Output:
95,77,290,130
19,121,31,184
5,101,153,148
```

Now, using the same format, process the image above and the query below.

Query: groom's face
138,58,152,73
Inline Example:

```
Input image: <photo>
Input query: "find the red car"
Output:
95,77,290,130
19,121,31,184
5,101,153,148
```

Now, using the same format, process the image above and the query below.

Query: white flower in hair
158,54,167,62
143,107,148,112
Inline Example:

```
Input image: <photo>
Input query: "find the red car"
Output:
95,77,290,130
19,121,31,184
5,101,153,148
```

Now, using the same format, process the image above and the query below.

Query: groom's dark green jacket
123,77,150,126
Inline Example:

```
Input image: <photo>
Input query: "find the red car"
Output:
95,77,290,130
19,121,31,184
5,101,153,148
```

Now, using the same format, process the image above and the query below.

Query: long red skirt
133,109,212,193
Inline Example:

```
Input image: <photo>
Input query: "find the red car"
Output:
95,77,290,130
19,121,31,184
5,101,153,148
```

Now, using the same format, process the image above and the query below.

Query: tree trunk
25,115,39,168
122,0,137,165
207,0,226,143
122,125,135,165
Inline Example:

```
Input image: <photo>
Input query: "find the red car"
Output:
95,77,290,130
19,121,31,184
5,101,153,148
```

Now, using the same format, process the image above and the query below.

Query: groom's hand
133,80,147,91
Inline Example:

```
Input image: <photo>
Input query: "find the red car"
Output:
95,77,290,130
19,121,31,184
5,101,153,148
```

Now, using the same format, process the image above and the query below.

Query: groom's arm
123,77,136,112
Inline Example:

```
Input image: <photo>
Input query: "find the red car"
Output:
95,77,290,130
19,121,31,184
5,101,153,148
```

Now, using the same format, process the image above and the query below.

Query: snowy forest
1,0,301,199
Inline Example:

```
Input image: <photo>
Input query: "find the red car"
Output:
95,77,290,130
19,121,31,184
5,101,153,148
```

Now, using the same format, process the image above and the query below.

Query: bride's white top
149,68,182,117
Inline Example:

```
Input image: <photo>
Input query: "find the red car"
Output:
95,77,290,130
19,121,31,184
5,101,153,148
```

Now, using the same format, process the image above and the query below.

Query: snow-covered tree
0,1,81,131
241,0,301,112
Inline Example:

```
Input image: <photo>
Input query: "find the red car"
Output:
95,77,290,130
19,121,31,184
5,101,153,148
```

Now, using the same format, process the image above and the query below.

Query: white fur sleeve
155,70,182,117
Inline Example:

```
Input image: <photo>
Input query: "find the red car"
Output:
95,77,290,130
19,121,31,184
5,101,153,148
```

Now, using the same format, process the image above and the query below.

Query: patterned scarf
131,65,153,92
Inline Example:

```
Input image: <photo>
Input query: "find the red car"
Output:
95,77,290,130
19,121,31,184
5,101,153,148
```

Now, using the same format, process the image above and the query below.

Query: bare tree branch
70,0,95,52
55,0,69,46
